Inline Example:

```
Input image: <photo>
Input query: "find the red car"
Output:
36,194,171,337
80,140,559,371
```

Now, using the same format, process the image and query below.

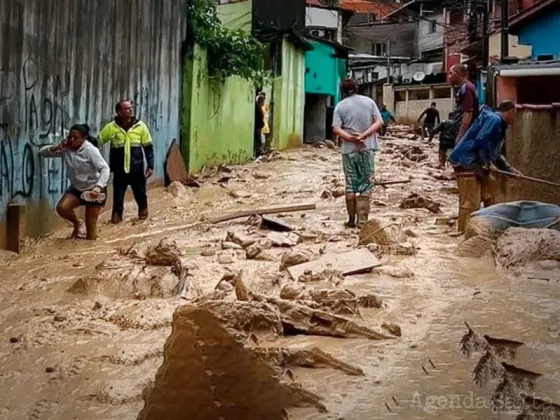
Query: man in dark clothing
254,94,265,158
449,64,479,143
418,102,440,142
449,100,522,232
432,112,455,168
99,100,154,224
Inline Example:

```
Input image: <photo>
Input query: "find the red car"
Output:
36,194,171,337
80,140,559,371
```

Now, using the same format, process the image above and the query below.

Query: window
429,21,437,34
367,13,377,23
371,42,387,56
409,89,430,101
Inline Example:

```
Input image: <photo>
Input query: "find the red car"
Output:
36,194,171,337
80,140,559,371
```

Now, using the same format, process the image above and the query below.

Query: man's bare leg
56,194,82,238
85,207,102,240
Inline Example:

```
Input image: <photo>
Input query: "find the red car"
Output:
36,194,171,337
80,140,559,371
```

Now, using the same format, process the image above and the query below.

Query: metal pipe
499,67,560,77
501,0,509,60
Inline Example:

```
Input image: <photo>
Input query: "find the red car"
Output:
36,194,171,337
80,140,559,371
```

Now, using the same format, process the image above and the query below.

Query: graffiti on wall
0,57,72,212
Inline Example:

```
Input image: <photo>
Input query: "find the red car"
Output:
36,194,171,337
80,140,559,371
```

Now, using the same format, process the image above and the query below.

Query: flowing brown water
1,140,558,419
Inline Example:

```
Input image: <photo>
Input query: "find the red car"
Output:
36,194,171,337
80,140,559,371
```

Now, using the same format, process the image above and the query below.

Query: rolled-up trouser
343,149,376,195
455,170,498,231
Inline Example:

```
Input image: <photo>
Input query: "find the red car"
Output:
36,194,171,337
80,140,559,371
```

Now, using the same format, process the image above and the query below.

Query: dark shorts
66,186,107,207
439,142,454,153
423,123,435,134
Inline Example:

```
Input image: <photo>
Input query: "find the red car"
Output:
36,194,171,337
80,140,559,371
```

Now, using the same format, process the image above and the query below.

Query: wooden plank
261,215,294,232
164,140,189,185
6,204,23,254
288,248,381,280
210,203,316,225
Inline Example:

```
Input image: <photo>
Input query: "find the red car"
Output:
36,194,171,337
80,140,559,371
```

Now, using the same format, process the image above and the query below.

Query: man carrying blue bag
449,100,523,232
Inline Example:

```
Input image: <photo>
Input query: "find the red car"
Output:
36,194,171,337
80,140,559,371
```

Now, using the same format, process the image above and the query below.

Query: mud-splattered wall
273,39,305,150
183,0,254,173
498,107,560,205
0,0,187,247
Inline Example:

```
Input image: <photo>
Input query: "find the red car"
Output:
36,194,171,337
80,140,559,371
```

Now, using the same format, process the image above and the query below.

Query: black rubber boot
356,195,371,228
345,198,356,228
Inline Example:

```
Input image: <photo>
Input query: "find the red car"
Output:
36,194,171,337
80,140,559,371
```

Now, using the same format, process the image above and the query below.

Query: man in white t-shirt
332,79,384,228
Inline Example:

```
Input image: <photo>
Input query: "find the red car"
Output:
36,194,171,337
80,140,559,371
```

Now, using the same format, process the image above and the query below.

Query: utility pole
386,38,391,83
482,0,490,68
501,0,509,60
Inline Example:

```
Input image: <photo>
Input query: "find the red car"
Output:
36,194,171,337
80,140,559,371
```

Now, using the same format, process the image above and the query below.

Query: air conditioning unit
310,29,327,38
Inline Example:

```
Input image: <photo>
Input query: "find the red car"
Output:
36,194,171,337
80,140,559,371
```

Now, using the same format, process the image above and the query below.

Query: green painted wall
273,38,305,150
305,40,340,103
182,0,254,173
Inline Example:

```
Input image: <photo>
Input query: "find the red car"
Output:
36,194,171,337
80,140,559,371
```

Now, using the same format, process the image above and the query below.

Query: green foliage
187,0,269,86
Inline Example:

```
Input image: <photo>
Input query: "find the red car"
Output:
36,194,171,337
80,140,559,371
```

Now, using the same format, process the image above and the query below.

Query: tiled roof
306,0,396,15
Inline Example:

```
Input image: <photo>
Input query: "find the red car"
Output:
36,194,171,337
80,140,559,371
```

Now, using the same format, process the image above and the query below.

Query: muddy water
0,140,559,419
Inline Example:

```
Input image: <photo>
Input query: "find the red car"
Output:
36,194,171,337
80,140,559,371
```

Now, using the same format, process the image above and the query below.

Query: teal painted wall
273,38,305,150
304,39,346,104
182,1,254,173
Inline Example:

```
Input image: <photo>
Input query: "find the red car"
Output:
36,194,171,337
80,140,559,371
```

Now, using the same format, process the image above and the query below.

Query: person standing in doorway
449,64,480,144
261,92,271,151
449,100,522,231
99,100,154,224
333,78,383,229
254,93,265,158
417,102,440,142
40,124,110,240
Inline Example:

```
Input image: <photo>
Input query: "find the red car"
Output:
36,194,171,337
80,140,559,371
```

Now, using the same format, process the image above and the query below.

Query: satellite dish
413,71,426,82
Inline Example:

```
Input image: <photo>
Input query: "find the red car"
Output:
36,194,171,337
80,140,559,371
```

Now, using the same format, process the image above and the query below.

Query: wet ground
1,133,559,419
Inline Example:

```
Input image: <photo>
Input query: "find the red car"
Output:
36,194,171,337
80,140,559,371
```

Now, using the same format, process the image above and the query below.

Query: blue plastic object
470,201,560,234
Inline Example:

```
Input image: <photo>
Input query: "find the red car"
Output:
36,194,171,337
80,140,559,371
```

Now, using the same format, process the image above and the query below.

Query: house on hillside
303,0,350,142
343,0,447,107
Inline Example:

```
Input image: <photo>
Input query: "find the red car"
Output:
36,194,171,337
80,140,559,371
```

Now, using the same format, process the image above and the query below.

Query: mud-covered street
1,132,560,420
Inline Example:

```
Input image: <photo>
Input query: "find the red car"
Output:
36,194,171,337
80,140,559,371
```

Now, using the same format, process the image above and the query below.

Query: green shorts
342,149,376,194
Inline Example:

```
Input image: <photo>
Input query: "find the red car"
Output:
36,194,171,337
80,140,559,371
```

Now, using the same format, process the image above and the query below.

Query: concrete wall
498,106,560,205
183,0,254,173
418,12,444,56
0,0,186,248
273,38,305,150
392,84,453,124
489,32,532,61
305,40,343,104
518,6,560,59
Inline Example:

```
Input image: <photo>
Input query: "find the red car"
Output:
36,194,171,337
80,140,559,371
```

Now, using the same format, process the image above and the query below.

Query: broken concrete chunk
382,322,402,337
359,218,406,246
261,215,294,232
253,171,271,180
217,252,235,265
255,251,277,262
145,239,181,266
226,231,256,249
167,181,188,198
280,251,311,271
246,243,264,260
399,193,441,214
378,265,414,279
221,241,242,250
267,232,296,248
287,249,381,280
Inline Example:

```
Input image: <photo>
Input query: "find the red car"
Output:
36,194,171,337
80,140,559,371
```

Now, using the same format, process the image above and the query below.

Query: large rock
280,251,311,271
359,218,407,246
145,239,181,266
496,228,560,269
138,307,325,420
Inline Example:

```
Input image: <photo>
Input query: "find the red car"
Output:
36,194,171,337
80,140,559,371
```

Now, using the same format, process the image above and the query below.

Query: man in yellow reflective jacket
99,100,154,224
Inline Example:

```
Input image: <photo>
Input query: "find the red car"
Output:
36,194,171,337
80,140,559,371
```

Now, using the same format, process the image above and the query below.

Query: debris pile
138,307,327,420
399,193,441,213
